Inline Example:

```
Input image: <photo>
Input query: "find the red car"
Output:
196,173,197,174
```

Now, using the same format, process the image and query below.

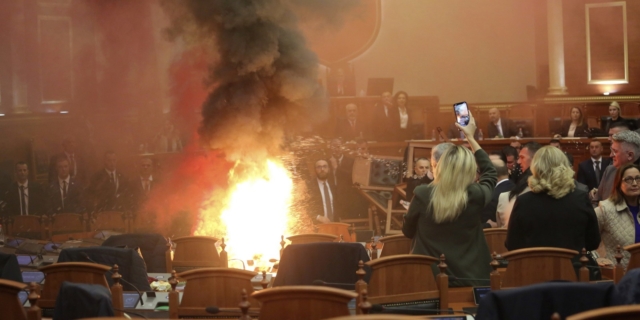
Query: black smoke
160,0,359,162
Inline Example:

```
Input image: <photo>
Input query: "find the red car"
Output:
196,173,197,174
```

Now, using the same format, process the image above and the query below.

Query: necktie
69,154,76,177
19,185,26,216
62,181,67,209
143,179,150,194
111,172,117,192
595,160,601,184
323,182,333,221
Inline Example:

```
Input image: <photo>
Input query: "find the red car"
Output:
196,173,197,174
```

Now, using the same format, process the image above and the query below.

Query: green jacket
403,149,497,287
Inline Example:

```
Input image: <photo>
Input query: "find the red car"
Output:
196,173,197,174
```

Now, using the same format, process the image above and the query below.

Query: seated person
487,108,518,138
595,163,640,269
556,107,589,138
405,158,433,201
506,146,600,279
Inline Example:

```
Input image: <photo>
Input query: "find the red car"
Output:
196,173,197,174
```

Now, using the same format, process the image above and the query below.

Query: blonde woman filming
402,111,497,287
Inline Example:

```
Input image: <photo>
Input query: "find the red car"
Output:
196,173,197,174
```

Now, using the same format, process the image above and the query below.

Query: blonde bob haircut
430,145,477,223
528,146,575,199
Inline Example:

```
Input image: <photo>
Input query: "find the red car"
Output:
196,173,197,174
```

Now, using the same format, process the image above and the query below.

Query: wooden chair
168,268,258,318
327,316,418,320
378,234,411,258
316,223,354,242
89,211,129,233
286,233,338,245
128,212,156,233
168,236,225,273
0,279,27,319
497,247,578,288
4,215,48,240
251,286,357,320
49,213,87,236
623,243,640,271
359,254,449,314
566,305,640,320
483,229,508,255
38,262,111,309
356,188,407,235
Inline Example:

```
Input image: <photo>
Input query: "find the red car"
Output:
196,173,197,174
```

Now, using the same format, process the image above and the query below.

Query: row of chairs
1,212,152,240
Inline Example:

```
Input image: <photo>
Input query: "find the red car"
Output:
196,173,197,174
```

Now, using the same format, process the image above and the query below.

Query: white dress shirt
18,180,29,215
106,169,119,192
399,108,409,129
58,176,70,207
495,119,504,137
316,178,333,218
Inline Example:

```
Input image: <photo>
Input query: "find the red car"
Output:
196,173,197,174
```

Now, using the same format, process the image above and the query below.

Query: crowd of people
0,136,159,218
397,111,640,286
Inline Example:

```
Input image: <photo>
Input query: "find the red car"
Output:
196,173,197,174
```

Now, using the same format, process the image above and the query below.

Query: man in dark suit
87,151,128,212
335,103,368,141
326,67,355,97
306,159,339,224
48,136,87,184
128,157,159,211
47,156,84,214
487,108,519,138
577,140,611,191
481,159,514,228
3,161,46,216
371,91,395,141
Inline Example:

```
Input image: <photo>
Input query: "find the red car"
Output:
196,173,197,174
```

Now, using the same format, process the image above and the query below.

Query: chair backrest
364,254,447,308
624,243,640,271
501,247,578,288
483,229,508,255
378,234,411,258
50,213,86,235
286,233,338,245
566,305,640,320
170,236,220,273
0,279,28,320
316,223,353,242
90,211,128,233
252,286,357,320
327,316,418,320
38,262,110,309
5,215,47,240
171,268,259,318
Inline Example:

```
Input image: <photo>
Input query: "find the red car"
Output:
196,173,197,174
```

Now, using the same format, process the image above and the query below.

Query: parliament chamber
3,0,640,318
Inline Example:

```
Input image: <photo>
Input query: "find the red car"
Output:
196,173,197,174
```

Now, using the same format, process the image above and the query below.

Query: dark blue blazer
577,157,612,191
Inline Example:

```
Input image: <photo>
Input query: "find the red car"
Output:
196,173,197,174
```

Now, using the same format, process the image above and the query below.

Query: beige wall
351,0,538,104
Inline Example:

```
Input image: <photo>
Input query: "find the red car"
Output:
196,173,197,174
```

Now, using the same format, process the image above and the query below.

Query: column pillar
547,0,568,95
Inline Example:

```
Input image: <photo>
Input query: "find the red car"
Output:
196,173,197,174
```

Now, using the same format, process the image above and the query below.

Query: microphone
81,253,144,306
312,279,355,290
205,306,259,315
371,304,476,318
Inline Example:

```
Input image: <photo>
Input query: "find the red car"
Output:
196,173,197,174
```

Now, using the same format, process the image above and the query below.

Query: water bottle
0,224,5,247
517,128,524,139
478,129,484,141
432,129,437,141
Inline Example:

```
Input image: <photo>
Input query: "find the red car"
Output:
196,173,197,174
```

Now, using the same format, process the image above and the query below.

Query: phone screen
453,102,470,126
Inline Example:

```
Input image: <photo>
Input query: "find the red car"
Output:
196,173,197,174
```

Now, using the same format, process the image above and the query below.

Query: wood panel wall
563,0,640,96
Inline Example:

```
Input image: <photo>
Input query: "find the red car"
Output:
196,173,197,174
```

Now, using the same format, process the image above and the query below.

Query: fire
195,159,298,265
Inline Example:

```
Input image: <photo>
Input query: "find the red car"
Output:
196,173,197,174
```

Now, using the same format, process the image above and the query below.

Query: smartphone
453,101,470,126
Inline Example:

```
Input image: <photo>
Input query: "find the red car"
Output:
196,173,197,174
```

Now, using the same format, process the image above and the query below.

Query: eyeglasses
623,176,640,185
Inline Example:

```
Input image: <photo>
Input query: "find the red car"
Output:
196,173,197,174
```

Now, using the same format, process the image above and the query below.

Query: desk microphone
205,306,260,315
81,253,144,306
371,304,476,318
312,279,355,290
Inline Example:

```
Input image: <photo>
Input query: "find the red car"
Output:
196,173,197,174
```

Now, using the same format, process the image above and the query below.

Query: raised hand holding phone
455,109,482,152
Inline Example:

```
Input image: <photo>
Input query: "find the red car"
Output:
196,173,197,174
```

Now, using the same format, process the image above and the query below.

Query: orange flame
195,159,299,262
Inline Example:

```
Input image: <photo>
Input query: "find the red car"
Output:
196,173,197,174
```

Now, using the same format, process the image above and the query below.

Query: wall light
603,92,610,96
60,111,69,114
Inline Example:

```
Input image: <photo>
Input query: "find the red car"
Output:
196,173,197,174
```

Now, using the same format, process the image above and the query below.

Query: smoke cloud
161,0,335,162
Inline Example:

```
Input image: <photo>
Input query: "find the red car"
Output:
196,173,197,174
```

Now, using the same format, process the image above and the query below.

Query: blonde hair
430,145,477,223
528,146,575,199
